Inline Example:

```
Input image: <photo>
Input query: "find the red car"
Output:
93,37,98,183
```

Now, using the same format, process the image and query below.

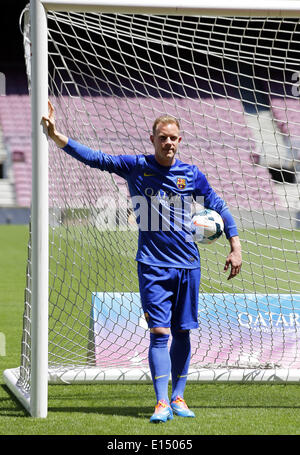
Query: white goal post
3,0,300,418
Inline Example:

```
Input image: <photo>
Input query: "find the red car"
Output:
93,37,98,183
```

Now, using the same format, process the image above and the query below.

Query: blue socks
170,330,191,401
148,330,191,404
149,333,171,403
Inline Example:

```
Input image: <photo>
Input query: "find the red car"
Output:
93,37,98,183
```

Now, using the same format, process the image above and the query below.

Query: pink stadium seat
12,150,26,162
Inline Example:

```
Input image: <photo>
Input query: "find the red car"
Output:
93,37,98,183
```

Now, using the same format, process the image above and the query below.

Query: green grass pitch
1,224,300,436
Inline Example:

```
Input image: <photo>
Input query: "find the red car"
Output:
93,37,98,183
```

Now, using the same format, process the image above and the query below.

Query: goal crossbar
41,0,300,17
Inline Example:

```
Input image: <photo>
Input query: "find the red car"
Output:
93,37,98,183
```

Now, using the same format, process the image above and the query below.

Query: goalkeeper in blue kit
43,101,242,423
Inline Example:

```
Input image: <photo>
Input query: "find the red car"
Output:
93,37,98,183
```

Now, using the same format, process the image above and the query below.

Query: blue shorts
137,262,200,330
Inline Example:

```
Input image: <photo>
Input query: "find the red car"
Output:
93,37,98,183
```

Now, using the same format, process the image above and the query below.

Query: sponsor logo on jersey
144,171,156,177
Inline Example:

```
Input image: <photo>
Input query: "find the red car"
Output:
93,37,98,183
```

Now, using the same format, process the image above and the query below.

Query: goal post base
4,363,300,416
3,368,31,415
4,365,300,394
47,367,300,385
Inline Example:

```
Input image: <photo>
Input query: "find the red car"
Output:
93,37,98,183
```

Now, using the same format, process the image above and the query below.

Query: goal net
4,1,300,416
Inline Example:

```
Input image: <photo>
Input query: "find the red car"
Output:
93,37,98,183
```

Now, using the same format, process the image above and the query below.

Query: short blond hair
152,115,180,135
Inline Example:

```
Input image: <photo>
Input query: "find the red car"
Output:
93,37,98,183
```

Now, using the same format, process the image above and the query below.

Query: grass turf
1,224,300,436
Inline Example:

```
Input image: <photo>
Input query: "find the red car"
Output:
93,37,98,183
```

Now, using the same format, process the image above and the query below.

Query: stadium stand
271,97,300,171
269,97,300,210
0,126,16,206
0,94,280,211
0,95,31,206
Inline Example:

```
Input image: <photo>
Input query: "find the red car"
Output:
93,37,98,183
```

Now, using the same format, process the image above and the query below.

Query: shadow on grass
1,383,153,419
46,402,300,419
2,383,300,420
0,385,29,417
48,405,153,419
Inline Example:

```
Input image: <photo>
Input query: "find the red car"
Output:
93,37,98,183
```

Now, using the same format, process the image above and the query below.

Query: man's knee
150,327,170,335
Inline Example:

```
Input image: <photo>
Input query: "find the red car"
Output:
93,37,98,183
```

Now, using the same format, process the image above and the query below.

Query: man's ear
150,134,154,144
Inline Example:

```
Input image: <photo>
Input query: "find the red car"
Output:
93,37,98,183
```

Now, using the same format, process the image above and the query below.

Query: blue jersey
63,138,238,269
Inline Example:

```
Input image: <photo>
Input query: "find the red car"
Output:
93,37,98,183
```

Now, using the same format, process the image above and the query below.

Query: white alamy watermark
291,71,300,97
92,193,205,239
0,73,6,96
0,332,6,356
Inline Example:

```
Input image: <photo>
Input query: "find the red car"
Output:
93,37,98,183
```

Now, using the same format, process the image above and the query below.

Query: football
191,209,224,244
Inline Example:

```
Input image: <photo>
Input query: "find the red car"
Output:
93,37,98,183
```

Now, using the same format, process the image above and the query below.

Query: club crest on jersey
176,177,186,190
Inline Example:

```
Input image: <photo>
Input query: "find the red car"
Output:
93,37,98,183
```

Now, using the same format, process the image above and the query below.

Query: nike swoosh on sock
154,374,168,380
